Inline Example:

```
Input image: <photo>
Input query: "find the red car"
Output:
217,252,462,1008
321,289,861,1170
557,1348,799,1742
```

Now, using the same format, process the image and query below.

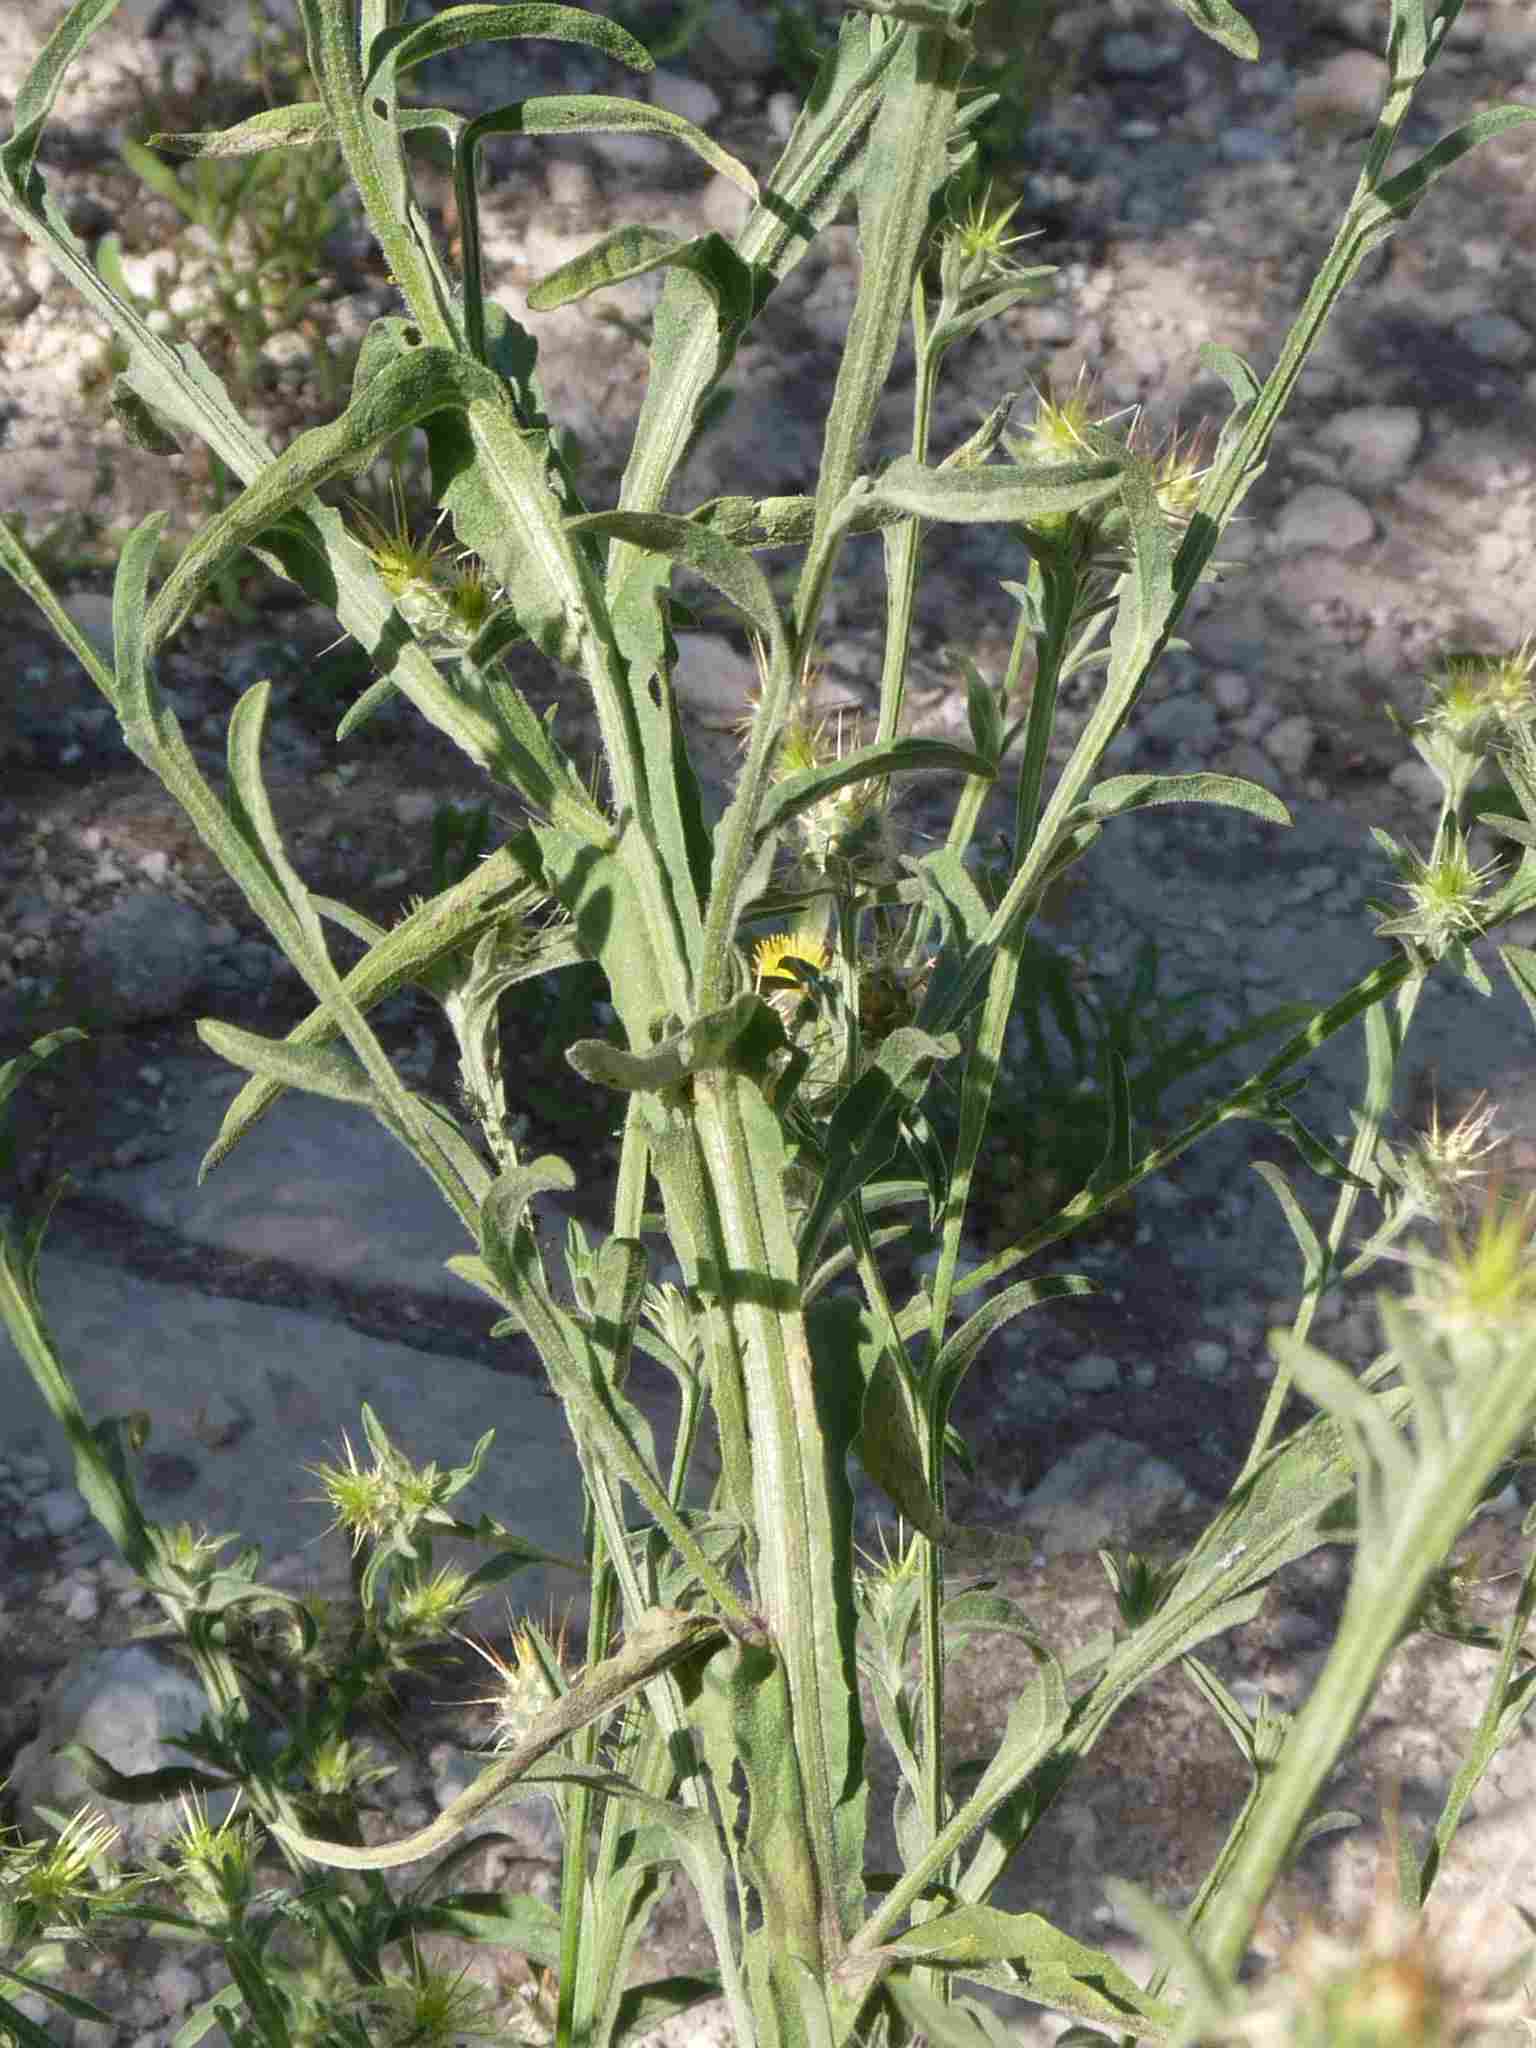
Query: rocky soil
4,0,1536,2041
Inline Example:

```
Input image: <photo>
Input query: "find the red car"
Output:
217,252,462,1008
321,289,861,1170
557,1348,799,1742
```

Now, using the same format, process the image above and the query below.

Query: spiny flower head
456,1611,570,1755
385,1562,478,1645
1147,416,1214,528
1011,366,1121,469
1424,639,1536,755
1407,1090,1508,1225
939,184,1037,299
1214,1868,1534,2047
347,475,451,601
346,1961,517,2048
0,1801,142,1944
161,1789,260,1923
1396,1176,1536,1345
1374,836,1501,957
305,1427,448,1552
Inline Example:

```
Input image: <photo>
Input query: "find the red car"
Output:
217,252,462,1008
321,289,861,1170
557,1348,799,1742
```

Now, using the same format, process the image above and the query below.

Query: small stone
1219,126,1285,164
63,1580,101,1624
1189,1340,1229,1380
1100,31,1181,78
153,1963,204,2020
1389,757,1444,807
1261,715,1318,778
1065,1352,1121,1393
36,1487,89,1538
691,0,777,78
1294,50,1388,140
1454,311,1533,367
1209,670,1252,716
700,170,753,240
649,69,721,129
766,91,798,144
1272,484,1375,553
1315,404,1423,489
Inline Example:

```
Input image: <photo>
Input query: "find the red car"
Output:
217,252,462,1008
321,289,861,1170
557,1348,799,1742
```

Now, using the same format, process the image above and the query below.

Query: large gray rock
8,1644,241,1865
66,891,213,1027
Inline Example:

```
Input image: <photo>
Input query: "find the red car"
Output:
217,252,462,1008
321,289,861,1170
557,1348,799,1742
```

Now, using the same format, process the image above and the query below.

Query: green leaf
195,1021,381,1109
363,4,652,94
756,735,993,844
1502,943,1536,1039
868,453,1123,526
529,223,755,319
929,1274,1097,1429
2,0,122,189
0,1028,88,1124
567,992,778,1092
143,348,510,657
960,653,1004,766
689,492,905,549
481,1155,577,1245
1198,340,1262,408
110,379,182,454
606,14,900,596
147,103,334,156
1160,0,1259,62
1076,770,1290,828
470,98,755,200
882,1905,1178,2030
384,1891,563,1965
569,510,783,651
51,1744,235,1806
1370,104,1536,231
798,1028,961,1272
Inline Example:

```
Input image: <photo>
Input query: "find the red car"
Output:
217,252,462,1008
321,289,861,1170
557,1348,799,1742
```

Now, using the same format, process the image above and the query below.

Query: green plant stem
1198,1323,1536,1980
1239,963,1428,1479
687,1072,863,1963
874,276,938,751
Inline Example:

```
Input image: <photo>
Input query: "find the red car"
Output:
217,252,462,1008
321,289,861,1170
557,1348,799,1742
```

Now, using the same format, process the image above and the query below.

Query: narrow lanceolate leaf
143,349,510,656
528,225,756,317
867,454,1123,526
196,1022,381,1109
606,14,902,599
148,103,333,155
884,1937,1175,2040
362,3,652,95
568,993,776,1093
805,20,967,570
1366,105,1536,235
270,1609,728,1869
467,100,755,201
755,736,994,845
1075,771,1290,827
570,511,784,654
798,1028,961,1273
1161,0,1259,62
689,492,905,549
1,0,122,187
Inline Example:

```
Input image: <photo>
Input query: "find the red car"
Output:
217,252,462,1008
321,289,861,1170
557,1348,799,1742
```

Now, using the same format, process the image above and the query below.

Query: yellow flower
753,932,831,988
